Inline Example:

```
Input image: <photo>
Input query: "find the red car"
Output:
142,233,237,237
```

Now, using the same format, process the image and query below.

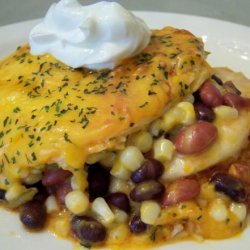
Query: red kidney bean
194,102,215,122
229,163,250,185
161,179,200,207
71,216,106,243
55,178,72,206
224,81,241,95
0,189,6,200
131,159,164,183
42,168,72,187
173,121,218,155
129,214,147,233
130,180,165,202
20,200,47,229
107,192,130,212
243,97,250,108
87,163,110,201
199,80,223,107
210,172,246,202
223,92,245,109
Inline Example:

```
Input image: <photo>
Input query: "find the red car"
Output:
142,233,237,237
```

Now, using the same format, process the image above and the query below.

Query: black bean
30,181,48,203
212,74,223,86
193,90,201,102
210,172,246,202
71,216,106,243
129,214,147,233
194,102,215,122
20,200,47,229
87,163,110,201
130,180,165,202
0,189,6,200
106,192,130,212
131,159,164,183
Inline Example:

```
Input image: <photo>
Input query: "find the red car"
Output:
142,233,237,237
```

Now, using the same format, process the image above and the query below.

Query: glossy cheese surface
0,27,210,188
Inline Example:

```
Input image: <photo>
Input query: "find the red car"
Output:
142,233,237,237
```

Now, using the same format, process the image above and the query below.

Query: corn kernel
71,176,79,190
55,218,71,237
161,102,196,131
45,195,59,213
92,197,115,225
214,105,238,120
128,131,153,153
229,202,247,221
108,224,129,243
200,182,217,200
150,119,161,137
109,177,131,194
153,138,175,163
18,168,29,179
171,224,184,237
177,102,196,124
140,200,161,225
183,94,195,103
114,208,128,223
5,184,37,207
209,199,228,221
65,190,89,215
110,160,131,180
100,152,116,168
5,184,27,201
73,171,88,191
23,173,42,185
119,146,144,171
86,151,105,165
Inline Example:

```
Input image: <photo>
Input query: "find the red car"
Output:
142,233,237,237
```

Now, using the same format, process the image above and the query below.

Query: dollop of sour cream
29,0,151,69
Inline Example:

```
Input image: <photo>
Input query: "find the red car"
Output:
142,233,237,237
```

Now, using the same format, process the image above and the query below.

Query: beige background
0,0,249,27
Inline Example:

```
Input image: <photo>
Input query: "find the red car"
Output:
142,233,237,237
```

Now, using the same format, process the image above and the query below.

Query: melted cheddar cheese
0,27,210,189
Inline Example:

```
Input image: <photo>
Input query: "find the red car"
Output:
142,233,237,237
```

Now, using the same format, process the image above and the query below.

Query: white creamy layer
29,0,151,69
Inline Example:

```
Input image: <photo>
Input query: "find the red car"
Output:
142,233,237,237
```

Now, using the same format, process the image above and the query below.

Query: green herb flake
4,178,10,185
31,152,37,161
139,101,149,108
197,215,202,220
13,107,21,113
44,105,50,112
64,133,72,143
80,115,89,129
0,131,4,139
4,153,10,163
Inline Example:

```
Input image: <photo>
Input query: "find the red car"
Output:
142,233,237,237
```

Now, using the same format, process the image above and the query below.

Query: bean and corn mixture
1,73,250,248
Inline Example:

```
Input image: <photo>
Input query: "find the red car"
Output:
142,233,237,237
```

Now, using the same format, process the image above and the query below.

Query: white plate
0,11,250,250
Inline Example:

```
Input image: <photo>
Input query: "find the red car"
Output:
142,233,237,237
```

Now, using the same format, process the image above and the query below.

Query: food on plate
0,0,250,249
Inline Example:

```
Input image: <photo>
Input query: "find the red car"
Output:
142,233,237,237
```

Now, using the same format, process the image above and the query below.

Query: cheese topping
0,27,210,189
29,0,151,69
